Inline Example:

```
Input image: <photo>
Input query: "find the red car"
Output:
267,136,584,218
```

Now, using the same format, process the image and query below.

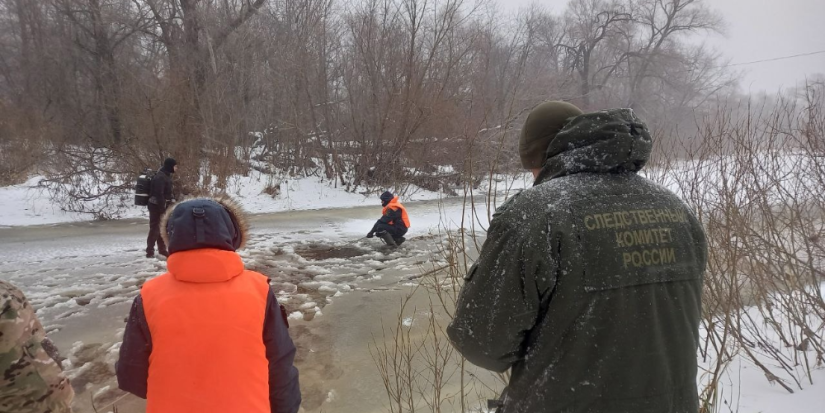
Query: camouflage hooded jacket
0,281,74,413
447,109,708,413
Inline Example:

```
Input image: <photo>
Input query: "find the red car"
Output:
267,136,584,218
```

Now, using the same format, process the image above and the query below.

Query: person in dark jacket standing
117,197,301,413
146,157,176,258
447,101,708,413
367,191,410,247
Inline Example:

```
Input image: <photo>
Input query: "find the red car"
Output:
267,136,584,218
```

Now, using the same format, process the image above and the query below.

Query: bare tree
560,0,632,108
55,0,151,145
0,0,737,212
626,0,724,110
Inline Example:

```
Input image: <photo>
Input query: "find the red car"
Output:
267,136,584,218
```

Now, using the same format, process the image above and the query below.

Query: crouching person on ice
366,191,410,247
447,102,708,413
116,197,301,413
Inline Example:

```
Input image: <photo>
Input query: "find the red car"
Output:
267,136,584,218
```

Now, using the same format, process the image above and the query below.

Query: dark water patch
294,243,370,261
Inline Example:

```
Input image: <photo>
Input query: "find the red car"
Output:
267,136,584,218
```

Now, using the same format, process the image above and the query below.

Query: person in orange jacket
116,197,301,413
367,191,410,247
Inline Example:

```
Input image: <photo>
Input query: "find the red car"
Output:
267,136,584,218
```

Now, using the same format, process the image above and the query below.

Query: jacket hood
162,157,177,174
161,196,249,255
534,108,652,185
166,248,245,283
380,191,394,206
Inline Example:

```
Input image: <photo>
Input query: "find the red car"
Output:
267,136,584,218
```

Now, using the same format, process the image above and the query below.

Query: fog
499,0,825,92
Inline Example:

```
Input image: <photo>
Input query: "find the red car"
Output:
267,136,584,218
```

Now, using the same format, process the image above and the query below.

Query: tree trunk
580,47,592,108
14,0,35,128
90,0,122,145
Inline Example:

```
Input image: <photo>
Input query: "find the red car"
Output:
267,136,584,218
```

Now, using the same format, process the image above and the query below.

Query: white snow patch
0,172,449,227
93,386,111,400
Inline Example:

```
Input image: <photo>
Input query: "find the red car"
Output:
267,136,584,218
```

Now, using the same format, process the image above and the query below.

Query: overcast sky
495,0,825,93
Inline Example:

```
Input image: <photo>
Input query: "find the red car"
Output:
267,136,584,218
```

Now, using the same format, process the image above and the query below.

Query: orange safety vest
382,196,411,228
141,248,271,413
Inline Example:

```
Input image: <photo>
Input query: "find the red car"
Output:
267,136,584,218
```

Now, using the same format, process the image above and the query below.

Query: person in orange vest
116,197,301,413
366,191,410,247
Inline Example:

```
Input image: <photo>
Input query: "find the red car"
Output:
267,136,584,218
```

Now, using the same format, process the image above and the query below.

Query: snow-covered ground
2,199,471,326
710,348,825,413
0,171,533,227
696,284,825,413
0,174,433,226
2,149,814,228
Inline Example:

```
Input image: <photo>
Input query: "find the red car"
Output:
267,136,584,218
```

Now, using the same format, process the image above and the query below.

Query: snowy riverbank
0,171,533,227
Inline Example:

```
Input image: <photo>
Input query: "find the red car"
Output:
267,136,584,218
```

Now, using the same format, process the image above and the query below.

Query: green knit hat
519,101,584,169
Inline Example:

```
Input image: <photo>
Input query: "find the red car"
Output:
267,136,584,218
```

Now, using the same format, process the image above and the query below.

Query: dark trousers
146,203,167,255
375,223,407,240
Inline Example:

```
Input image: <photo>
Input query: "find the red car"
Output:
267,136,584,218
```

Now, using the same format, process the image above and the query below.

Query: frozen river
0,198,480,413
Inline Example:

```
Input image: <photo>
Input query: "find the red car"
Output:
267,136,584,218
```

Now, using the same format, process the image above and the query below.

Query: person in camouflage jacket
447,102,708,413
0,280,74,413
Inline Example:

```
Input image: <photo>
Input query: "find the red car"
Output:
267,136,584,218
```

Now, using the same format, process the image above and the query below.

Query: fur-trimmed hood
160,196,249,254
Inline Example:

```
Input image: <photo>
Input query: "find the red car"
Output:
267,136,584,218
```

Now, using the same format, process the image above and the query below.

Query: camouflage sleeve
0,281,74,413
447,193,555,372
41,338,65,369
